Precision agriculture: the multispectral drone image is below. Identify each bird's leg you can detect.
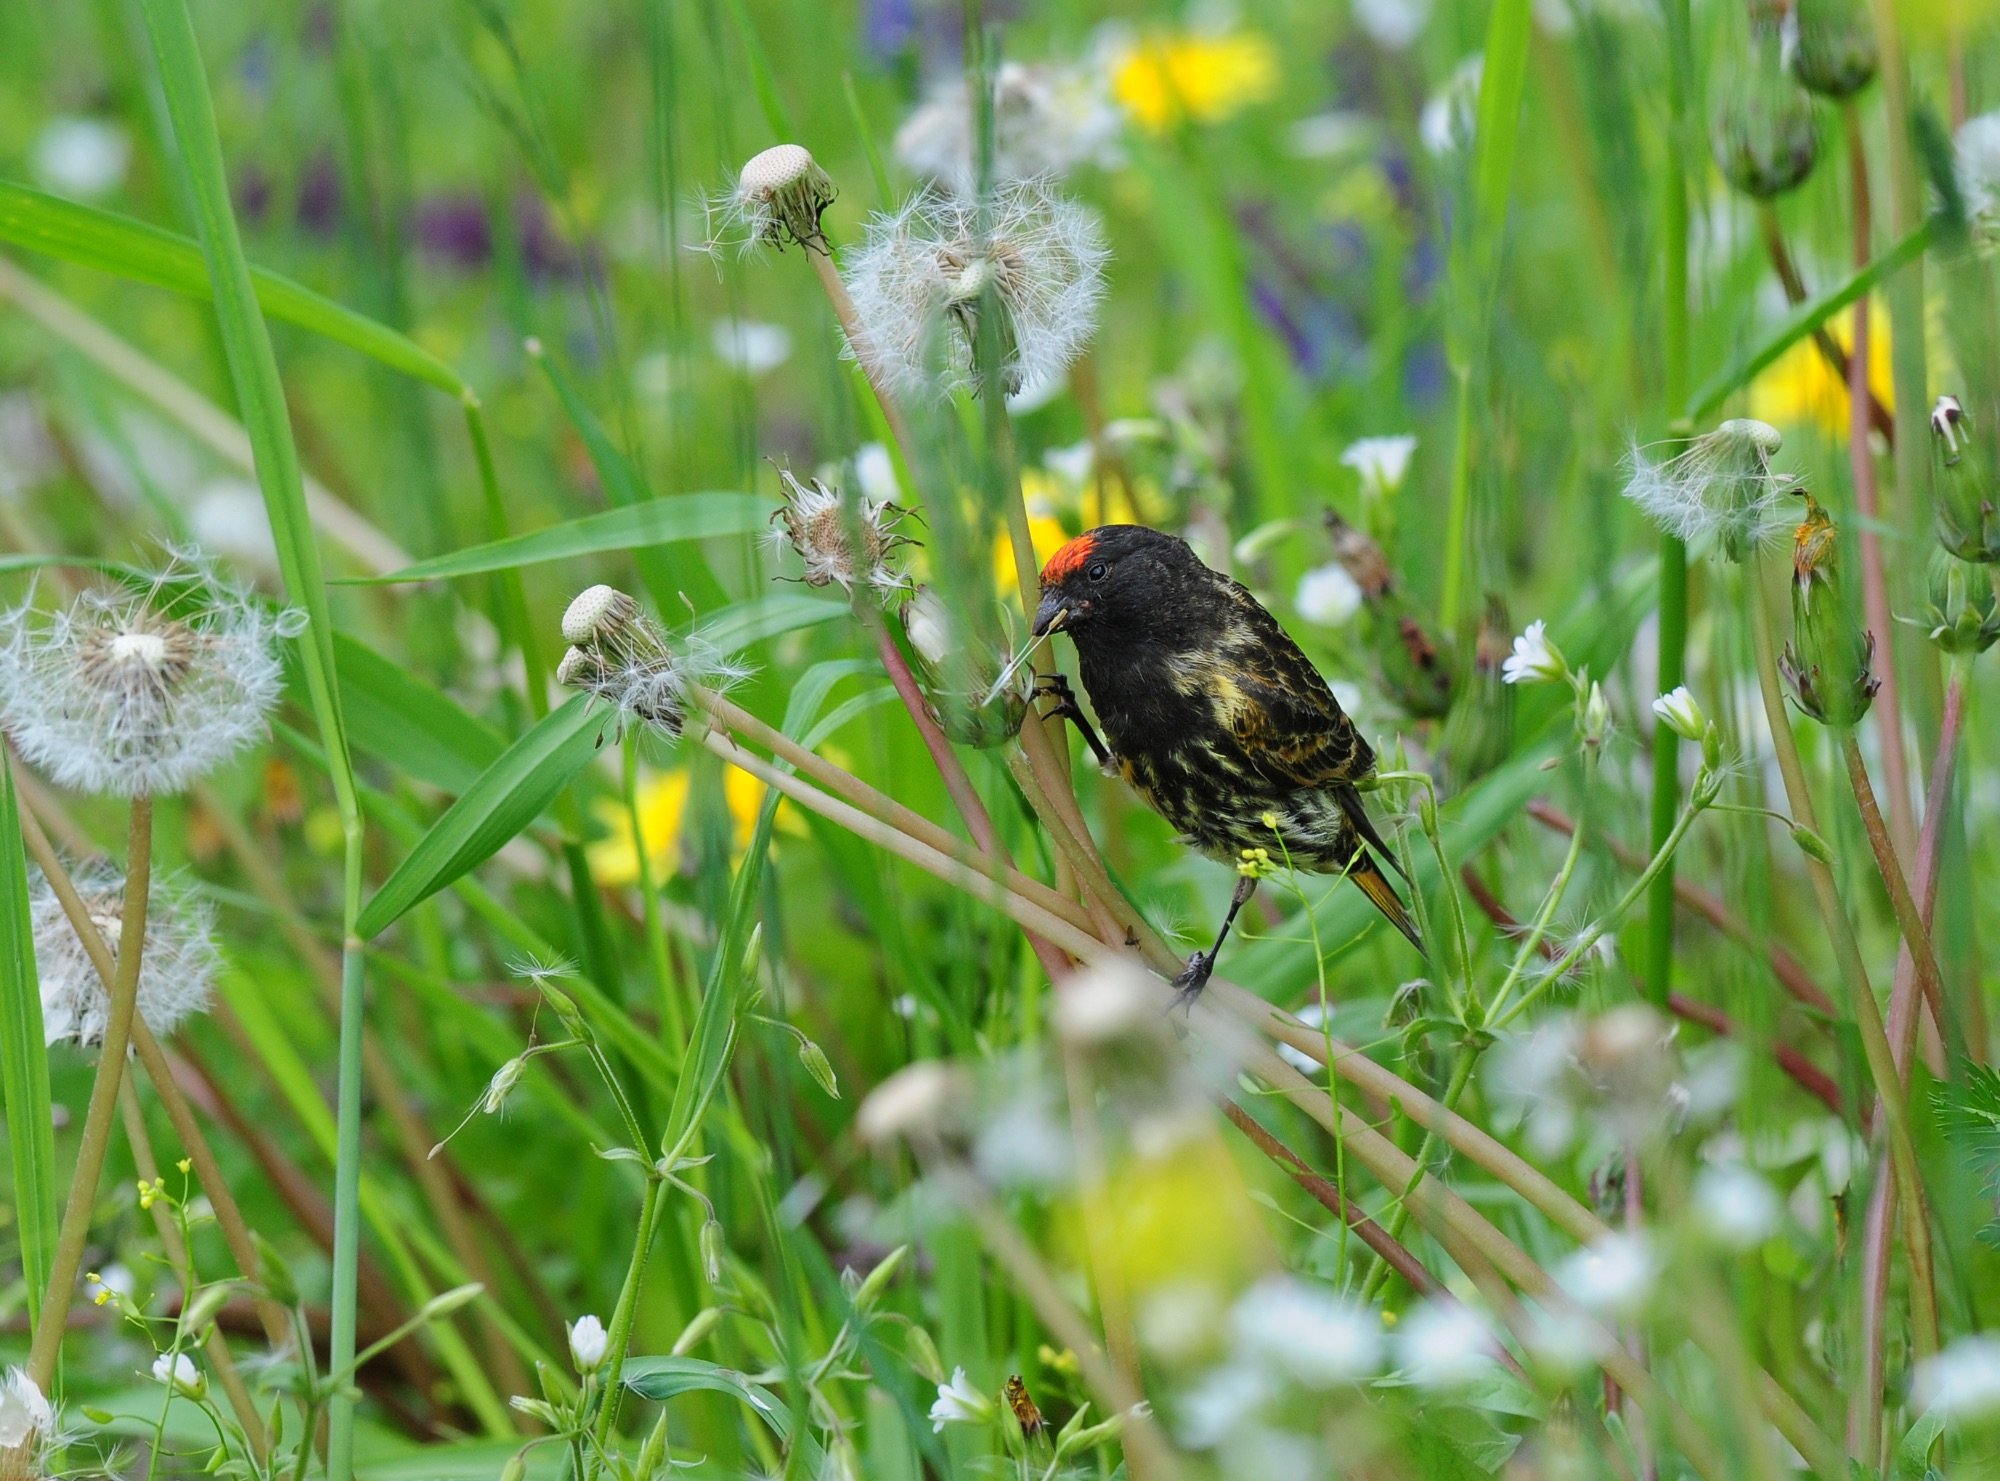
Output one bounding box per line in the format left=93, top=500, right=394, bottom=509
left=1171, top=873, right=1258, bottom=1011
left=1033, top=672, right=1112, bottom=767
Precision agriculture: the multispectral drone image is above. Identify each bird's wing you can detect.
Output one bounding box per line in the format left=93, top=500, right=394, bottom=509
left=1206, top=599, right=1373, bottom=791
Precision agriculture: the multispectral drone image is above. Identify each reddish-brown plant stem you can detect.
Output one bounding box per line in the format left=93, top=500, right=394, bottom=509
left=1841, top=735, right=1950, bottom=1064
left=1843, top=106, right=1918, bottom=866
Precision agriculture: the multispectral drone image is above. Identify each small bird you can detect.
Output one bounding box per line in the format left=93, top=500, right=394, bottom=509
left=1032, top=525, right=1421, bottom=1003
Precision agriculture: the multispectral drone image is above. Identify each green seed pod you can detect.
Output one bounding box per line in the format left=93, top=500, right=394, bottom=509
left=1779, top=493, right=1880, bottom=727
left=900, top=586, right=1029, bottom=748
left=1441, top=594, right=1517, bottom=787
left=1930, top=395, right=2000, bottom=562
left=1791, top=0, right=1877, bottom=99
left=1713, top=35, right=1820, bottom=200
left=1916, top=547, right=2000, bottom=654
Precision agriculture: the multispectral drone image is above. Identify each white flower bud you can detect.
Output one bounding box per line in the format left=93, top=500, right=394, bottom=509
left=567, top=1313, right=608, bottom=1373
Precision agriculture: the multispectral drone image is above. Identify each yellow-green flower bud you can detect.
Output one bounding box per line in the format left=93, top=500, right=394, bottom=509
left=1713, top=35, right=1820, bottom=200
left=1780, top=493, right=1879, bottom=727
left=1791, top=0, right=1877, bottom=99
left=1930, top=395, right=2000, bottom=562
left=1917, top=548, right=2000, bottom=655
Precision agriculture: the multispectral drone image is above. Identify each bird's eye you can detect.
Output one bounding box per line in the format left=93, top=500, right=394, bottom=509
left=1086, top=560, right=1108, bottom=581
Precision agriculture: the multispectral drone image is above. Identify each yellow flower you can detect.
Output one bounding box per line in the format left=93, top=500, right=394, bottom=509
left=1749, top=303, right=1892, bottom=434
left=1113, top=31, right=1279, bottom=132
left=994, top=468, right=1081, bottom=596
left=588, top=766, right=769, bottom=886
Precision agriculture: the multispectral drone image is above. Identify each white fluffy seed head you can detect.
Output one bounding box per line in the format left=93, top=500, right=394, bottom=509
left=1623, top=419, right=1796, bottom=562
left=894, top=61, right=1122, bottom=188
left=0, top=555, right=292, bottom=798
left=1957, top=111, right=2000, bottom=236
left=730, top=145, right=837, bottom=251
left=561, top=585, right=640, bottom=646
left=33, top=864, right=218, bottom=1047
left=842, top=181, right=1109, bottom=401
left=769, top=471, right=909, bottom=594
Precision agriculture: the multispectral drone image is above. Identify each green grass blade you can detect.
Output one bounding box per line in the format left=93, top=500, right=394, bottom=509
left=346, top=493, right=769, bottom=584
left=356, top=696, right=615, bottom=938
left=0, top=179, right=466, bottom=396
left=0, top=760, right=56, bottom=1330
left=718, top=0, right=795, bottom=139
left=1687, top=217, right=1936, bottom=425
left=698, top=592, right=846, bottom=652
left=326, top=632, right=507, bottom=795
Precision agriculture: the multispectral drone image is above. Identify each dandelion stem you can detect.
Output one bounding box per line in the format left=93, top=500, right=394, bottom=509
left=806, top=247, right=915, bottom=457
left=13, top=789, right=292, bottom=1351
left=1746, top=553, right=1937, bottom=1459
left=117, top=1076, right=269, bottom=1460
left=26, top=794, right=153, bottom=1390
left=621, top=738, right=686, bottom=1050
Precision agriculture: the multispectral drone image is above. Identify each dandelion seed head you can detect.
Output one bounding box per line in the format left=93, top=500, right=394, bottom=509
left=769, top=470, right=910, bottom=594
left=33, top=864, right=218, bottom=1048
left=895, top=61, right=1121, bottom=188
left=1622, top=419, right=1795, bottom=561
left=0, top=556, right=291, bottom=797
left=843, top=181, right=1108, bottom=401
left=0, top=1368, right=52, bottom=1455
left=556, top=587, right=749, bottom=740
left=730, top=144, right=836, bottom=252
left=561, top=584, right=640, bottom=646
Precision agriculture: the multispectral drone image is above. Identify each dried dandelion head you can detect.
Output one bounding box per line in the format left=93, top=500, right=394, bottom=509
left=842, top=180, right=1109, bottom=400
left=555, top=586, right=747, bottom=739
left=0, top=555, right=296, bottom=797
left=727, top=144, right=837, bottom=253
left=899, top=585, right=1029, bottom=749
left=32, top=864, right=218, bottom=1047
left=893, top=61, right=1121, bottom=188
left=1623, top=418, right=1794, bottom=562
left=768, top=470, right=911, bottom=595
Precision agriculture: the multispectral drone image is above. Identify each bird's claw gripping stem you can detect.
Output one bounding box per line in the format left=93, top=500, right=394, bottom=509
left=1033, top=672, right=1112, bottom=767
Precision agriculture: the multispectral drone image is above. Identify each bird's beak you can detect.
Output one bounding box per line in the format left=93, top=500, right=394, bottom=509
left=1032, top=593, right=1070, bottom=639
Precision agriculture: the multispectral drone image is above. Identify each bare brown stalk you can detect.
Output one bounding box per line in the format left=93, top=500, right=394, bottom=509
left=1840, top=733, right=1950, bottom=1061
left=1756, top=205, right=1894, bottom=445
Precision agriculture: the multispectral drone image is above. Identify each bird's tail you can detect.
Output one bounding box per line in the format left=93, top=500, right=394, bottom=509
left=1335, top=783, right=1412, bottom=884
left=1348, top=851, right=1424, bottom=955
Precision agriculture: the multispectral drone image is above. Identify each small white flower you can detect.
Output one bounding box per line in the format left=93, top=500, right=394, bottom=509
left=1397, top=1300, right=1498, bottom=1388
left=1420, top=55, right=1484, bottom=156
left=895, top=60, right=1122, bottom=188
left=568, top=1313, right=608, bottom=1373
left=1175, top=1361, right=1274, bottom=1446
left=31, top=116, right=132, bottom=200
left=928, top=1366, right=992, bottom=1431
left=973, top=1086, right=1074, bottom=1190
left=1500, top=619, right=1566, bottom=685
left=1651, top=685, right=1708, bottom=742
left=1957, top=111, right=2000, bottom=236
left=843, top=181, right=1109, bottom=401
left=1352, top=0, right=1434, bottom=49
left=1340, top=434, right=1419, bottom=497
left=1913, top=1335, right=2000, bottom=1420
left=0, top=1368, right=52, bottom=1451
left=1294, top=563, right=1364, bottom=627
left=151, top=1350, right=206, bottom=1400
left=856, top=1060, right=962, bottom=1145
left=709, top=318, right=793, bottom=376
left=34, top=864, right=218, bottom=1047
left=0, top=555, right=295, bottom=798
left=1229, top=1277, right=1382, bottom=1386
left=1054, top=958, right=1157, bottom=1043
left=1554, top=1232, right=1658, bottom=1317
left=1275, top=1000, right=1330, bottom=1075
left=852, top=443, right=901, bottom=505
left=188, top=479, right=281, bottom=576
left=1692, top=1164, right=1781, bottom=1249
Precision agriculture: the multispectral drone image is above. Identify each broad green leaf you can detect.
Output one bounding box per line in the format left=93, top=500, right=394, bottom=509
left=0, top=760, right=56, bottom=1328
left=0, top=179, right=465, bottom=395
left=348, top=493, right=769, bottom=584
left=329, top=632, right=506, bottom=795
left=357, top=696, right=614, bottom=938
left=700, top=592, right=847, bottom=654
left=621, top=1356, right=825, bottom=1468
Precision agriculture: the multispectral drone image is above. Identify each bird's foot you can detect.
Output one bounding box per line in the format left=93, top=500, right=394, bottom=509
left=1169, top=950, right=1216, bottom=1014
left=1033, top=673, right=1112, bottom=767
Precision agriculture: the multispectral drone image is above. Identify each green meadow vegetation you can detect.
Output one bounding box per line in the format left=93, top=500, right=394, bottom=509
left=3, top=0, right=2000, bottom=1476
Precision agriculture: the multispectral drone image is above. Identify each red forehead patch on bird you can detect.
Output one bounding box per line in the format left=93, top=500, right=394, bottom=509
left=1040, top=533, right=1097, bottom=586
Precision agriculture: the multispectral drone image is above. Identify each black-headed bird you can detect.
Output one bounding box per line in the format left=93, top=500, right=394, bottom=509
left=1032, top=524, right=1421, bottom=1003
